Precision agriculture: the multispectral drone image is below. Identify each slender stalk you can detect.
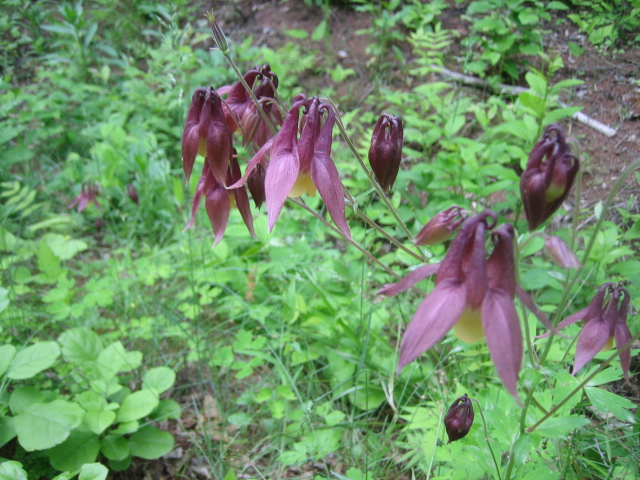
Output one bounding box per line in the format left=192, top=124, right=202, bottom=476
left=288, top=198, right=424, bottom=295
left=505, top=159, right=640, bottom=478
left=324, top=98, right=426, bottom=261
left=528, top=331, right=640, bottom=433
left=472, top=399, right=502, bottom=480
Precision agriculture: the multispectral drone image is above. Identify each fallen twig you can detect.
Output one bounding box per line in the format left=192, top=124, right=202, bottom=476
left=430, top=65, right=617, bottom=138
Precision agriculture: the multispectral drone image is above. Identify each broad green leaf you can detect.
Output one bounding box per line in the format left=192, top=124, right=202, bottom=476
left=43, top=233, right=88, bottom=261
left=0, top=416, right=16, bottom=448
left=534, top=415, right=590, bottom=438
left=96, top=342, right=128, bottom=380
left=128, top=426, right=174, bottom=460
left=14, top=399, right=84, bottom=451
left=101, top=435, right=130, bottom=461
left=37, top=242, right=62, bottom=282
left=142, top=366, right=175, bottom=394
left=75, top=391, right=107, bottom=411
left=49, top=429, right=100, bottom=472
left=83, top=409, right=116, bottom=435
left=9, top=386, right=45, bottom=414
left=0, top=345, right=16, bottom=377
left=116, top=389, right=159, bottom=423
left=109, top=421, right=138, bottom=435
left=7, top=341, right=60, bottom=380
left=78, top=463, right=108, bottom=480
left=108, top=456, right=131, bottom=472
left=149, top=399, right=181, bottom=421
left=59, top=327, right=103, bottom=364
left=0, top=461, right=28, bottom=480
left=585, top=387, right=636, bottom=423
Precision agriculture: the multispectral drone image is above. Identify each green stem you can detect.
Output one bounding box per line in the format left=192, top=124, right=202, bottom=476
left=289, top=198, right=424, bottom=295
left=324, top=98, right=427, bottom=262
left=528, top=331, right=640, bottom=433
left=472, top=399, right=502, bottom=480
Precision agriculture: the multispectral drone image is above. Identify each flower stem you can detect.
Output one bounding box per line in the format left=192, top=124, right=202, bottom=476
left=472, top=399, right=502, bottom=480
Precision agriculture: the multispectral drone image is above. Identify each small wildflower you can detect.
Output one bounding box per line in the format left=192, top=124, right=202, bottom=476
left=445, top=394, right=474, bottom=443
left=68, top=183, right=102, bottom=212
left=368, top=113, right=403, bottom=192
left=378, top=212, right=526, bottom=401
left=126, top=184, right=139, bottom=205
left=414, top=206, right=466, bottom=246
left=230, top=94, right=350, bottom=238
left=520, top=124, right=579, bottom=231
left=540, top=283, right=634, bottom=383
left=181, top=86, right=232, bottom=185
left=544, top=235, right=582, bottom=269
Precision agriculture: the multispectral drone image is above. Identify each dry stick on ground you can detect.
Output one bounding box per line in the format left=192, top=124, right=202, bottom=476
left=430, top=65, right=618, bottom=138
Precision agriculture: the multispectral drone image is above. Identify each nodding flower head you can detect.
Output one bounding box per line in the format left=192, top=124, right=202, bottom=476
left=520, top=124, right=579, bottom=231
left=445, top=394, right=474, bottom=443
left=229, top=94, right=351, bottom=239
left=368, top=113, right=403, bottom=193
left=378, top=212, right=526, bottom=401
left=544, top=235, right=582, bottom=269
left=182, top=86, right=232, bottom=186
left=218, top=64, right=282, bottom=147
left=414, top=206, right=467, bottom=246
left=68, top=183, right=102, bottom=213
left=184, top=149, right=255, bottom=247
left=540, top=282, right=634, bottom=384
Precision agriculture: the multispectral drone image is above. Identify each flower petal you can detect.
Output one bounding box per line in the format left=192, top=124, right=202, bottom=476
left=311, top=152, right=351, bottom=239
left=398, top=279, right=466, bottom=371
left=482, top=288, right=523, bottom=403
left=376, top=264, right=440, bottom=297
left=573, top=318, right=611, bottom=375
left=264, top=148, right=300, bottom=232
left=205, top=184, right=230, bottom=247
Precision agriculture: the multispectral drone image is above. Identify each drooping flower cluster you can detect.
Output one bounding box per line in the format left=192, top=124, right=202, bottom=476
left=520, top=124, right=579, bottom=231
left=540, top=282, right=633, bottom=383
left=230, top=94, right=351, bottom=238
left=378, top=211, right=528, bottom=400
left=181, top=66, right=282, bottom=243
left=445, top=394, right=474, bottom=443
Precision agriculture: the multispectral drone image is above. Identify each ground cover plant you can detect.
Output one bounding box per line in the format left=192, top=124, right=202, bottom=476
left=1, top=0, right=639, bottom=479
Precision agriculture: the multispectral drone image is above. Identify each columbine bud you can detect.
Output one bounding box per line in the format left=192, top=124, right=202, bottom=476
left=520, top=124, right=579, bottom=231
left=206, top=12, right=229, bottom=54
left=126, top=184, right=139, bottom=205
left=544, top=235, right=582, bottom=269
left=445, top=394, right=474, bottom=444
left=368, top=113, right=403, bottom=193
left=414, top=206, right=466, bottom=246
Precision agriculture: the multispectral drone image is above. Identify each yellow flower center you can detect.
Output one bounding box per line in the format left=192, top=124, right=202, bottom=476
left=198, top=139, right=206, bottom=157
left=545, top=183, right=564, bottom=202
left=453, top=308, right=485, bottom=343
left=289, top=173, right=317, bottom=198
left=600, top=336, right=614, bottom=352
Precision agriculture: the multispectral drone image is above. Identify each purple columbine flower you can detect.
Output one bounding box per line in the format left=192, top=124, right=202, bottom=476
left=378, top=212, right=532, bottom=401
left=184, top=150, right=255, bottom=246
left=217, top=64, right=283, bottom=147
left=539, top=283, right=634, bottom=384
left=520, top=124, right=579, bottom=231
left=229, top=94, right=351, bottom=239
left=368, top=113, right=403, bottom=193
left=544, top=235, right=582, bottom=269
left=181, top=86, right=232, bottom=186
left=68, top=183, right=102, bottom=212
left=414, top=206, right=467, bottom=246
left=445, top=394, right=474, bottom=443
